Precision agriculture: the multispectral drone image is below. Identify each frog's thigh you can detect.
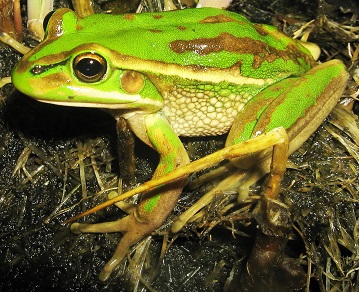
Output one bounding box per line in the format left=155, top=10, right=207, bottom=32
left=225, top=78, right=292, bottom=149
left=224, top=78, right=290, bottom=173
left=227, top=60, right=348, bottom=154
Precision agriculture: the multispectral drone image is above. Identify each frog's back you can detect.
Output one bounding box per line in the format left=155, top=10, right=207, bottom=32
left=76, top=8, right=313, bottom=81
left=16, top=8, right=315, bottom=138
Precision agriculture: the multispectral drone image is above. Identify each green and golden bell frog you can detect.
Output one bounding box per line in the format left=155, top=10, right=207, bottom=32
left=11, top=8, right=349, bottom=281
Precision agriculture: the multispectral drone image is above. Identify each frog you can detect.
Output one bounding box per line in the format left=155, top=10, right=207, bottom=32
left=11, top=7, right=349, bottom=281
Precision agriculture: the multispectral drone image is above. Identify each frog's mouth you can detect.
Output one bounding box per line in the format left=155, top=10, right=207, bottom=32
left=34, top=94, right=163, bottom=112
left=37, top=99, right=137, bottom=109
left=36, top=98, right=141, bottom=109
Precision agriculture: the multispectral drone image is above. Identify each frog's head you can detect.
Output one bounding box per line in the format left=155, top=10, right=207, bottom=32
left=12, top=9, right=163, bottom=113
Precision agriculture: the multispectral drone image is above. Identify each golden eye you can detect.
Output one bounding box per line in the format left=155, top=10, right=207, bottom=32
left=73, top=53, right=107, bottom=82
left=121, top=70, right=144, bottom=93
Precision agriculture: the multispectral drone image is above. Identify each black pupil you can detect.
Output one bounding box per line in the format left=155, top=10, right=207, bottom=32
left=76, top=58, right=102, bottom=77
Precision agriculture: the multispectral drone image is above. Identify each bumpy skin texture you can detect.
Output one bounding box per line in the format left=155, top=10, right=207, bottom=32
left=12, top=8, right=348, bottom=281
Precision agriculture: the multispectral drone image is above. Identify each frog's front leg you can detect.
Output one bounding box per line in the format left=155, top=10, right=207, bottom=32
left=71, top=112, right=190, bottom=281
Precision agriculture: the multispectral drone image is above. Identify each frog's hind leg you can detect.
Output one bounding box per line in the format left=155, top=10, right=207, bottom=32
left=172, top=60, right=349, bottom=233
left=224, top=60, right=349, bottom=198
left=236, top=60, right=349, bottom=290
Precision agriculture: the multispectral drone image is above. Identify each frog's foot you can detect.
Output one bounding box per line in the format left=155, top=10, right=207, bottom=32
left=70, top=209, right=161, bottom=281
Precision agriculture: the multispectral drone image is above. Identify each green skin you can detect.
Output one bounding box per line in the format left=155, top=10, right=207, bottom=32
left=11, top=8, right=349, bottom=281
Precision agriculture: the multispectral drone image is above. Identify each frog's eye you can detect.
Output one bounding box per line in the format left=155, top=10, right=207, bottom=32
left=73, top=53, right=107, bottom=83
